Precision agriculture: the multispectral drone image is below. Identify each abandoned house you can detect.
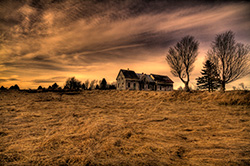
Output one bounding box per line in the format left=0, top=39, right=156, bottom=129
left=116, top=69, right=174, bottom=91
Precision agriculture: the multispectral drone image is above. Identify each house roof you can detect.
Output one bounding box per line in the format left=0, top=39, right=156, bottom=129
left=150, top=74, right=174, bottom=84
left=146, top=75, right=155, bottom=82
left=117, top=69, right=139, bottom=80
left=136, top=73, right=143, bottom=79
left=137, top=73, right=154, bottom=83
left=116, top=69, right=174, bottom=84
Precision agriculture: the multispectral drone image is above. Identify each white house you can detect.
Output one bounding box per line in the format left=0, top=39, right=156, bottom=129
left=116, top=69, right=174, bottom=91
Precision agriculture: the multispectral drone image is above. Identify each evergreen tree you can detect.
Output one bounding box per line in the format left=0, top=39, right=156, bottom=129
left=81, top=83, right=85, bottom=90
left=196, top=60, right=220, bottom=92
left=9, top=84, right=20, bottom=90
left=52, top=83, right=59, bottom=90
left=100, top=78, right=107, bottom=90
left=0, top=86, right=7, bottom=90
left=37, top=85, right=43, bottom=90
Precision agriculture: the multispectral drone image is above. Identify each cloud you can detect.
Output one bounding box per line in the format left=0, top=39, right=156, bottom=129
left=8, top=78, right=19, bottom=81
left=0, top=79, right=7, bottom=82
left=33, top=76, right=67, bottom=84
left=32, top=79, right=56, bottom=83
left=0, top=0, right=250, bottom=88
left=51, top=76, right=67, bottom=80
left=2, top=62, right=66, bottom=71
left=0, top=78, right=19, bottom=82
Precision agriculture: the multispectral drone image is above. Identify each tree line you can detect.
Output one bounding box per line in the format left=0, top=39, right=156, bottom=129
left=62, top=77, right=115, bottom=90
left=166, top=30, right=250, bottom=92
left=0, top=78, right=116, bottom=91
left=42, top=77, right=116, bottom=91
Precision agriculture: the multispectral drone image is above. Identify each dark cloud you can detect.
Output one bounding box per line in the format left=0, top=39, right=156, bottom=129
left=2, top=62, right=66, bottom=71
left=31, top=55, right=55, bottom=63
left=0, top=79, right=7, bottom=82
left=51, top=76, right=67, bottom=80
left=8, top=78, right=19, bottom=81
left=0, top=78, right=19, bottom=82
left=32, top=79, right=55, bottom=83
left=32, top=76, right=67, bottom=83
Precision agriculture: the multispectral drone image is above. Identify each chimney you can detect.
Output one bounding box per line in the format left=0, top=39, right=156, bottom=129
left=127, top=68, right=129, bottom=70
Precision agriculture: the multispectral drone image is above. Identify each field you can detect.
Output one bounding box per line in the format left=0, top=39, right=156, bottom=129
left=0, top=90, right=250, bottom=165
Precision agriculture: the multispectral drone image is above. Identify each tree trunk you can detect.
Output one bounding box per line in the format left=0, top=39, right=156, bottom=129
left=221, top=60, right=226, bottom=92
left=184, top=82, right=190, bottom=92
left=220, top=81, right=225, bottom=92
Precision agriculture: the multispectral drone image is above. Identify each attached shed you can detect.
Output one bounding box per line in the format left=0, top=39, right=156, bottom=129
left=150, top=74, right=174, bottom=91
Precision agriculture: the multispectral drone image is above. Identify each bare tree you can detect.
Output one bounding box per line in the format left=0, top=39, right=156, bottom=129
left=207, top=31, right=250, bottom=92
left=85, top=80, right=89, bottom=90
left=64, top=77, right=81, bottom=90
left=239, top=83, right=247, bottom=90
left=177, top=86, right=183, bottom=91
left=166, top=35, right=199, bottom=91
left=90, top=80, right=97, bottom=90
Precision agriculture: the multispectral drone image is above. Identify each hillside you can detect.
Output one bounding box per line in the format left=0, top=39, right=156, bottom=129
left=0, top=90, right=249, bottom=165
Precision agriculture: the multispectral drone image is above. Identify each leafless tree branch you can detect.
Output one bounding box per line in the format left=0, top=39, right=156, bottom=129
left=166, top=36, right=199, bottom=91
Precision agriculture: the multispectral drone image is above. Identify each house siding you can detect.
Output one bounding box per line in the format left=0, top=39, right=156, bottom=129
left=125, top=81, right=139, bottom=90
left=156, top=84, right=173, bottom=91
left=117, top=72, right=127, bottom=90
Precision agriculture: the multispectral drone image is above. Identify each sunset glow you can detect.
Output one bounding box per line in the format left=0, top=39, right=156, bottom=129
left=1, top=0, right=250, bottom=89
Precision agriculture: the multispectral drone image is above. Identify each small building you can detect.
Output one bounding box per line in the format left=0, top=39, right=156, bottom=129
left=116, top=69, right=140, bottom=90
left=116, top=69, right=174, bottom=91
left=150, top=74, right=174, bottom=91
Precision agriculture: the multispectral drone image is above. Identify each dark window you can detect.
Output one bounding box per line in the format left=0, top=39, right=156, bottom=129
left=160, top=86, right=161, bottom=90
left=128, top=82, right=130, bottom=88
left=134, top=83, right=136, bottom=89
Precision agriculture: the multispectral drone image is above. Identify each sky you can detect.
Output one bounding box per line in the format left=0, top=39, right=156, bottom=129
left=0, top=0, right=250, bottom=90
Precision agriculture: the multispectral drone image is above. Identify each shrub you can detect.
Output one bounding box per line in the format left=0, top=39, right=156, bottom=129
left=9, top=84, right=20, bottom=90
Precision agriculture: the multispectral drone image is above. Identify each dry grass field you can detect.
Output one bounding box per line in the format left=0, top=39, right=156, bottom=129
left=0, top=90, right=250, bottom=165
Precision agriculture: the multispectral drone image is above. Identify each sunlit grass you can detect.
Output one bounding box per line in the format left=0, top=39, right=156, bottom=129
left=0, top=90, right=249, bottom=165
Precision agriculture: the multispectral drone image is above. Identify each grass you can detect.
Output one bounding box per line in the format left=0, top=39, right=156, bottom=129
left=0, top=90, right=249, bottom=165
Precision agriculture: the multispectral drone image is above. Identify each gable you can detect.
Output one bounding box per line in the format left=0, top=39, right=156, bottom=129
left=117, top=69, right=139, bottom=80
left=116, top=70, right=124, bottom=80
left=137, top=73, right=154, bottom=83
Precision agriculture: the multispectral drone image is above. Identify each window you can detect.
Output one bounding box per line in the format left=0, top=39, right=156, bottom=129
left=134, top=83, right=136, bottom=89
left=160, top=86, right=161, bottom=90
left=128, top=82, right=130, bottom=88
